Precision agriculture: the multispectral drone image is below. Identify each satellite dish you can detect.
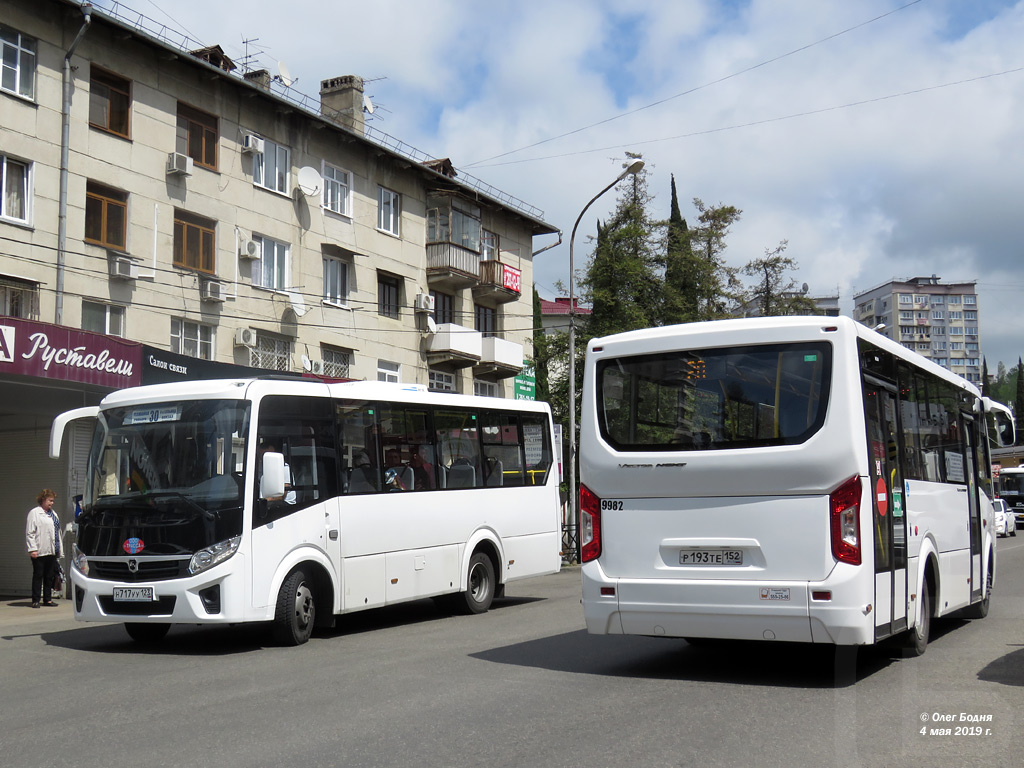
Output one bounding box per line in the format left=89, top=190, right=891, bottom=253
left=286, top=290, right=309, bottom=317
left=300, top=354, right=312, bottom=372
left=426, top=315, right=437, bottom=334
left=801, top=283, right=809, bottom=295
left=275, top=61, right=293, bottom=87
left=296, top=166, right=322, bottom=197
left=362, top=93, right=375, bottom=114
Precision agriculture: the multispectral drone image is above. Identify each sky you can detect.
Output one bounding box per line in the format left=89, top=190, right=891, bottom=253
left=93, top=0, right=1024, bottom=370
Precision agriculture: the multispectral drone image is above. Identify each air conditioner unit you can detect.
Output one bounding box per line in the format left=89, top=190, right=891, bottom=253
left=310, top=359, right=326, bottom=376
left=238, top=237, right=261, bottom=259
left=414, top=293, right=435, bottom=312
left=200, top=280, right=226, bottom=303
left=166, top=152, right=194, bottom=176
left=241, top=134, right=264, bottom=154
left=108, top=255, right=137, bottom=280
left=234, top=327, right=257, bottom=348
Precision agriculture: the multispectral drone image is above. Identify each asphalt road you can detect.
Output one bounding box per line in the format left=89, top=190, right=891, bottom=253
left=2, top=538, right=1022, bottom=768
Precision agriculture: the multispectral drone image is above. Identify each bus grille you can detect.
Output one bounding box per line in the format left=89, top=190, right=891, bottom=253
left=91, top=559, right=189, bottom=582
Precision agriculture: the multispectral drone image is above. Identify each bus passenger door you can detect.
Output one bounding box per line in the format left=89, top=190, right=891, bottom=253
left=864, top=382, right=908, bottom=639
left=961, top=414, right=983, bottom=602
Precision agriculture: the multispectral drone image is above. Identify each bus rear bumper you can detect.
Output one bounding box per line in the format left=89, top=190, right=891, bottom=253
left=582, top=561, right=874, bottom=645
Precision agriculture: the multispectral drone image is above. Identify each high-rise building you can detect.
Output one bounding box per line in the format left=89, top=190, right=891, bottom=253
left=853, top=276, right=981, bottom=383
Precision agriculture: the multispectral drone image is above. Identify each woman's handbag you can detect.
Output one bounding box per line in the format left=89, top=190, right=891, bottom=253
left=52, top=561, right=65, bottom=594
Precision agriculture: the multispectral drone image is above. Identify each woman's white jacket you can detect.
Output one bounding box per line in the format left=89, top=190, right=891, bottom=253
left=25, top=506, right=60, bottom=556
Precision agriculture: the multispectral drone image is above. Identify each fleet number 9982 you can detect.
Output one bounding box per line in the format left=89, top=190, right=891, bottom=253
left=601, top=500, right=624, bottom=511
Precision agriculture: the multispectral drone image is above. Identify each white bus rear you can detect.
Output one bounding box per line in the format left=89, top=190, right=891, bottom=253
left=579, top=316, right=1009, bottom=654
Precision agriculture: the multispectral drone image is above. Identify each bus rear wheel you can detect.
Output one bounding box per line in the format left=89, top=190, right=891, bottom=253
left=274, top=567, right=315, bottom=646
left=903, top=582, right=931, bottom=657
left=458, top=552, right=495, bottom=615
left=125, top=622, right=170, bottom=644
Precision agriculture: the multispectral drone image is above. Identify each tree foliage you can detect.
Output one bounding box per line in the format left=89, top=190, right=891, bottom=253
left=740, top=241, right=819, bottom=317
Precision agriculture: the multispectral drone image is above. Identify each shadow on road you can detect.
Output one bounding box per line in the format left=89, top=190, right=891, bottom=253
left=977, top=645, right=1024, bottom=686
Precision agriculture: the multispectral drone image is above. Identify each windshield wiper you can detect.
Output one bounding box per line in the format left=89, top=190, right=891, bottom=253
left=140, top=491, right=219, bottom=521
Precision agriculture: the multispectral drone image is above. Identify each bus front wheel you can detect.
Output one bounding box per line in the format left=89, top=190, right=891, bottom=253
left=459, top=552, right=495, bottom=615
left=274, top=567, right=315, bottom=646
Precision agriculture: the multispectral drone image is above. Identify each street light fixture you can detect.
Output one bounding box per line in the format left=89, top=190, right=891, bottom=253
left=566, top=159, right=644, bottom=560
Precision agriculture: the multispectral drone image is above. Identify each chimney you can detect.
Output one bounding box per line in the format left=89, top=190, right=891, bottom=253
left=244, top=69, right=272, bottom=91
left=320, top=76, right=365, bottom=135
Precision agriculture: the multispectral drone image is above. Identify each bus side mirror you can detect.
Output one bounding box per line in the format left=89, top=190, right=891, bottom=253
left=260, top=452, right=286, bottom=499
left=983, top=399, right=1015, bottom=448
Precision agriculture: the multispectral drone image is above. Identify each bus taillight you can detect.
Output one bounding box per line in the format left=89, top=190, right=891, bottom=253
left=580, top=484, right=602, bottom=563
left=830, top=476, right=862, bottom=566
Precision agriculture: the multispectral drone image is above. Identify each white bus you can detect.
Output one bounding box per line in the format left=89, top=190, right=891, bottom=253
left=50, top=378, right=560, bottom=645
left=579, top=316, right=1013, bottom=655
left=995, top=466, right=1024, bottom=528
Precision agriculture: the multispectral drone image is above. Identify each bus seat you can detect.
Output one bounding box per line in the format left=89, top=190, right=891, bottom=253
left=447, top=463, right=476, bottom=489
left=485, top=459, right=504, bottom=486
left=348, top=465, right=378, bottom=493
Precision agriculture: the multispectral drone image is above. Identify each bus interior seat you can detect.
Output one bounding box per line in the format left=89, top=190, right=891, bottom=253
left=485, top=459, right=503, bottom=486
left=348, top=465, right=378, bottom=493
left=447, top=463, right=476, bottom=489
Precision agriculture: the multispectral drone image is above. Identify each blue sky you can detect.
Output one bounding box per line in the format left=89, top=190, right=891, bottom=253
left=95, top=0, right=1024, bottom=370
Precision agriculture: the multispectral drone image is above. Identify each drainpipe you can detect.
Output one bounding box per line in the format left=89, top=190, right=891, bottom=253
left=56, top=3, right=92, bottom=326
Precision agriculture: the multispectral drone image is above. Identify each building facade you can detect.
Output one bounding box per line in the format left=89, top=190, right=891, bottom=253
left=853, top=276, right=982, bottom=383
left=0, top=0, right=556, bottom=595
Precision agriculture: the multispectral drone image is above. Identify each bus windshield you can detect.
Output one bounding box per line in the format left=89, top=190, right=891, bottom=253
left=596, top=341, right=832, bottom=451
left=998, top=471, right=1024, bottom=496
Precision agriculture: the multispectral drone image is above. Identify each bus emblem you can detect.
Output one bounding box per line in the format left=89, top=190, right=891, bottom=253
left=123, top=538, right=145, bottom=555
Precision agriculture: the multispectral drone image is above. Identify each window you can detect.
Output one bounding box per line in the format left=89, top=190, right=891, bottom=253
left=933, top=341, right=946, bottom=350
left=429, top=370, right=455, bottom=392
left=948, top=296, right=961, bottom=304
left=964, top=311, right=977, bottom=321
left=377, top=186, right=400, bottom=235
left=378, top=360, right=400, bottom=383
left=426, top=195, right=480, bottom=251
left=0, top=275, right=38, bottom=318
left=431, top=290, right=454, bottom=325
left=474, top=380, right=498, bottom=398
left=322, top=164, right=351, bottom=216
left=89, top=68, right=131, bottom=138
left=932, top=326, right=945, bottom=336
left=85, top=182, right=127, bottom=249
left=82, top=301, right=125, bottom=337
left=950, top=342, right=964, bottom=350
left=1, top=154, right=29, bottom=223
left=171, top=318, right=213, bottom=359
left=378, top=273, right=401, bottom=319
left=253, top=235, right=289, bottom=290
left=481, top=230, right=499, bottom=261
left=965, top=326, right=978, bottom=336
left=948, top=311, right=962, bottom=320
left=173, top=211, right=216, bottom=274
left=322, top=254, right=349, bottom=306
left=931, top=295, right=944, bottom=305
left=475, top=304, right=496, bottom=338
left=176, top=103, right=217, bottom=169
left=950, top=327, right=964, bottom=336
left=964, top=295, right=976, bottom=305
left=914, top=295, right=926, bottom=305
left=252, top=332, right=290, bottom=371
left=931, top=311, right=944, bottom=320
left=899, top=312, right=913, bottom=321
left=254, top=138, right=290, bottom=194
left=898, top=294, right=912, bottom=304
left=1, top=25, right=36, bottom=99
left=322, top=347, right=351, bottom=379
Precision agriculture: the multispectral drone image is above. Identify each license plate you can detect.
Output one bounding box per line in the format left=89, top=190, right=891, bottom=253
left=679, top=548, right=743, bottom=566
left=112, top=586, right=155, bottom=602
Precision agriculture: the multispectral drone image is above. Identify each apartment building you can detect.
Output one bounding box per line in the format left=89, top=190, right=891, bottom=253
left=0, top=0, right=557, bottom=595
left=853, top=276, right=982, bottom=383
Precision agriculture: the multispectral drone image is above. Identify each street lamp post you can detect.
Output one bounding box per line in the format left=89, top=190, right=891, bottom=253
left=567, top=160, right=644, bottom=560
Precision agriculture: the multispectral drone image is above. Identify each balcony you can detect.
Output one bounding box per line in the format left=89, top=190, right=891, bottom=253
left=472, top=260, right=521, bottom=305
left=473, top=336, right=524, bottom=379
left=426, top=323, right=482, bottom=369
left=426, top=243, right=479, bottom=291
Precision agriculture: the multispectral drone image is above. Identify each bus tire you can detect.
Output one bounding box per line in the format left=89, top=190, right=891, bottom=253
left=274, top=567, right=315, bottom=646
left=125, top=622, right=170, bottom=644
left=458, top=552, right=495, bottom=615
left=903, top=581, right=931, bottom=657
left=961, top=560, right=992, bottom=620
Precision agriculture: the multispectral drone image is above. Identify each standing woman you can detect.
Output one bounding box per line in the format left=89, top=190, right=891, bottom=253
left=26, top=489, right=61, bottom=609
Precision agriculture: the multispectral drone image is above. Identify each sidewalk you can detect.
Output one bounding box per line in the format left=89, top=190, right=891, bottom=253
left=0, top=594, right=75, bottom=630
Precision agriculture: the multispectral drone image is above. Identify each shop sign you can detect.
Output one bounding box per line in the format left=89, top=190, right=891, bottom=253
left=0, top=318, right=141, bottom=388
left=503, top=264, right=522, bottom=294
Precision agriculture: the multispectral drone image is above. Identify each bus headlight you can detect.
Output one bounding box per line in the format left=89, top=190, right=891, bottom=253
left=72, top=544, right=89, bottom=577
left=189, top=535, right=241, bottom=575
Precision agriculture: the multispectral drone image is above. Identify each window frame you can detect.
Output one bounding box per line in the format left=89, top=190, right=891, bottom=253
left=253, top=235, right=289, bottom=291
left=377, top=186, right=400, bottom=236
left=0, top=153, right=30, bottom=224
left=173, top=210, right=217, bottom=275
left=322, top=163, right=352, bottom=217
left=89, top=67, right=131, bottom=139
left=322, top=254, right=349, bottom=307
left=377, top=360, right=400, bottom=383
left=321, top=347, right=352, bottom=379
left=378, top=273, right=401, bottom=319
left=253, top=138, right=290, bottom=195
left=171, top=318, right=214, bottom=360
left=475, top=304, right=497, bottom=338
left=82, top=300, right=125, bottom=337
left=1, top=25, right=36, bottom=100
left=176, top=103, right=218, bottom=170
left=84, top=182, right=127, bottom=250
left=252, top=332, right=291, bottom=371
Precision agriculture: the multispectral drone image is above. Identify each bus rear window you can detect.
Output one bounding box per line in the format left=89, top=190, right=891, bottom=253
left=597, top=341, right=832, bottom=451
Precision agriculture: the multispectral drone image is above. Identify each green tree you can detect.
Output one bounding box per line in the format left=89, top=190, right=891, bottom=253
left=982, top=358, right=990, bottom=398
left=1016, top=358, right=1024, bottom=445
left=740, top=241, right=818, bottom=316
left=660, top=174, right=696, bottom=325
left=688, top=197, right=743, bottom=320
left=531, top=287, right=550, bottom=405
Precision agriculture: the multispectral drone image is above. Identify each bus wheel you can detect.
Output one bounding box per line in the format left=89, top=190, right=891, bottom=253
left=961, top=562, right=992, bottom=620
left=459, top=552, right=495, bottom=615
left=274, top=567, right=315, bottom=646
left=903, top=583, right=931, bottom=657
left=125, top=622, right=170, bottom=644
